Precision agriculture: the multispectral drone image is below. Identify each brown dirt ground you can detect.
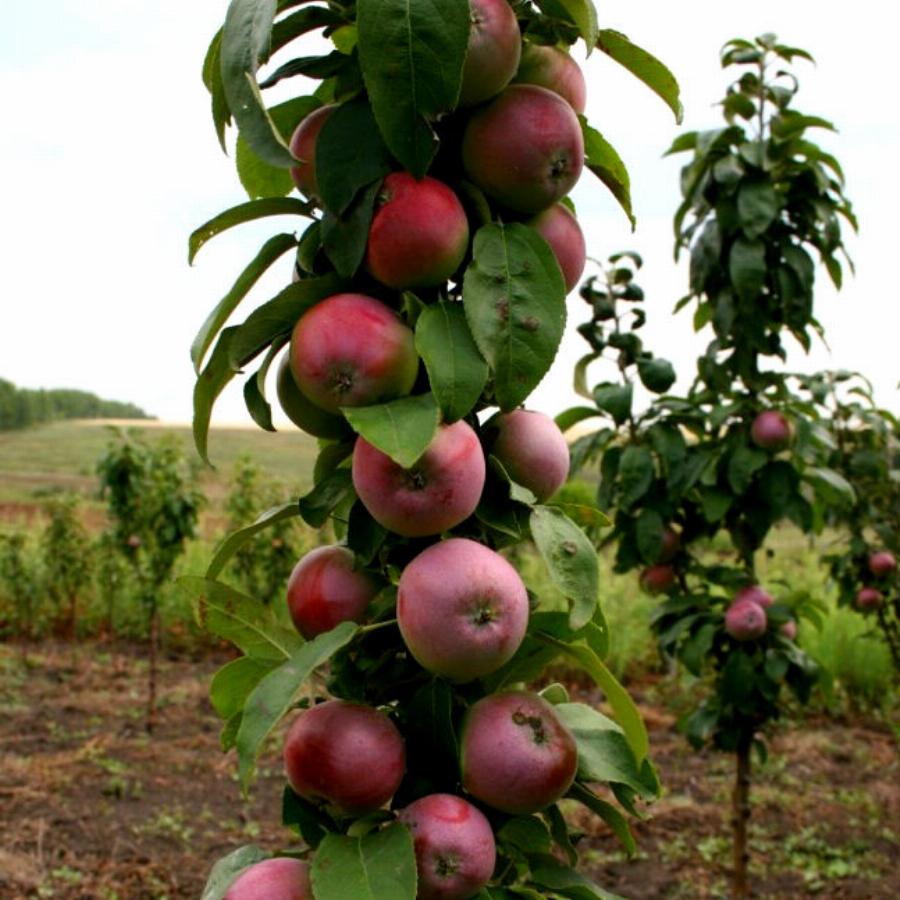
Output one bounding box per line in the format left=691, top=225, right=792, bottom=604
left=0, top=643, right=897, bottom=900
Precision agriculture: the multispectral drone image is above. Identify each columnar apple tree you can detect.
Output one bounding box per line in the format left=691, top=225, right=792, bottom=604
left=560, top=35, right=855, bottom=899
left=182, top=1, right=682, bottom=898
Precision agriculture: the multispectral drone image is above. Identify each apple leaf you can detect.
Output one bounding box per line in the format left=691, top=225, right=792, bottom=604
left=192, top=327, right=240, bottom=466
left=463, top=223, right=566, bottom=411
left=201, top=845, right=270, bottom=900
left=729, top=236, right=767, bottom=301
left=342, top=394, right=440, bottom=469
left=298, top=468, right=355, bottom=527
left=243, top=337, right=285, bottom=431
left=202, top=29, right=232, bottom=152
left=581, top=119, right=635, bottom=229
left=321, top=180, right=381, bottom=277
left=210, top=656, right=278, bottom=720
left=536, top=0, right=598, bottom=54
left=567, top=783, right=636, bottom=856
left=530, top=856, right=627, bottom=899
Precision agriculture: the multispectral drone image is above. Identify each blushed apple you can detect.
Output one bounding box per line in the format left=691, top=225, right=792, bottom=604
left=856, top=586, right=884, bottom=610
left=526, top=203, right=586, bottom=294
left=458, top=0, right=521, bottom=107
left=640, top=564, right=676, bottom=594
left=226, top=858, right=311, bottom=900
left=724, top=599, right=767, bottom=641
left=868, top=551, right=897, bottom=577
left=513, top=43, right=586, bottom=113
left=750, top=410, right=792, bottom=452
left=734, top=584, right=774, bottom=609
left=289, top=104, right=336, bottom=200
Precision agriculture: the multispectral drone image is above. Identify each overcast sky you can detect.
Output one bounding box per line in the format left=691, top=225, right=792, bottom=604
left=2, top=1, right=897, bottom=428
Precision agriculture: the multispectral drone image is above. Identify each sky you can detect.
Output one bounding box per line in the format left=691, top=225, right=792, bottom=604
left=1, top=1, right=897, bottom=428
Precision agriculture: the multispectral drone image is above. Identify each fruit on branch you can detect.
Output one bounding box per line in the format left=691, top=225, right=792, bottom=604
left=276, top=355, right=351, bottom=440
left=352, top=421, right=486, bottom=537
left=458, top=0, right=522, bottom=107
left=286, top=545, right=379, bottom=639
left=283, top=700, right=405, bottom=815
left=868, top=551, right=897, bottom=577
left=366, top=173, right=470, bottom=289
left=640, top=564, right=676, bottom=594
left=526, top=203, right=586, bottom=294
left=225, top=857, right=311, bottom=900
left=461, top=690, right=578, bottom=814
left=856, top=586, right=884, bottom=610
left=724, top=599, right=768, bottom=641
left=750, top=410, right=793, bottom=452
left=462, top=84, right=584, bottom=214
left=780, top=619, right=797, bottom=640
left=288, top=104, right=336, bottom=200
left=484, top=408, right=570, bottom=500
left=397, top=538, right=529, bottom=681
left=734, top=584, right=774, bottom=609
left=398, top=793, right=496, bottom=900
left=658, top=527, right=681, bottom=564
left=513, top=43, right=587, bottom=114
left=290, top=293, right=418, bottom=414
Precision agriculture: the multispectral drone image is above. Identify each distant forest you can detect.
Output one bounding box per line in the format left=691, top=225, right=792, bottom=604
left=0, top=378, right=152, bottom=430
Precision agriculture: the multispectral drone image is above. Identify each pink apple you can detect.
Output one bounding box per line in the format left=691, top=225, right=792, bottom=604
left=526, top=203, right=586, bottom=294
left=868, top=551, right=897, bottom=577
left=856, top=587, right=884, bottom=610
left=458, top=0, right=522, bottom=107
left=640, top=564, right=676, bottom=594
left=352, top=421, right=486, bottom=537
left=288, top=104, right=336, bottom=200
left=397, top=538, right=529, bottom=682
left=724, top=599, right=767, bottom=641
left=513, top=43, right=587, bottom=113
left=276, top=354, right=350, bottom=440
left=750, top=410, right=792, bottom=452
left=226, top=858, right=311, bottom=900
left=780, top=619, right=797, bottom=640
left=734, top=584, right=774, bottom=609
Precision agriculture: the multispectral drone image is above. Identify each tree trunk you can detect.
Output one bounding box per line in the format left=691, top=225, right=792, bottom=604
left=732, top=737, right=752, bottom=899
left=147, top=602, right=159, bottom=734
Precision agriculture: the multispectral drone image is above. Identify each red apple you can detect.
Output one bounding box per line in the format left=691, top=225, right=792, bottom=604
left=290, top=293, right=418, bottom=414
left=352, top=421, right=486, bottom=537
left=750, top=410, right=792, bottom=452
left=283, top=700, right=405, bottom=815
left=640, top=564, right=676, bottom=594
left=462, top=84, right=584, bottom=214
left=276, top=354, right=351, bottom=440
left=366, top=173, right=469, bottom=289
left=734, top=584, right=774, bottom=609
left=856, top=586, right=884, bottom=610
left=398, top=794, right=496, bottom=900
left=658, top=527, right=681, bottom=564
left=868, top=551, right=897, bottom=577
left=226, top=858, right=311, bottom=900
left=288, top=104, right=336, bottom=200
left=780, top=619, right=797, bottom=640
left=286, top=545, right=380, bottom=639
left=724, top=599, right=767, bottom=641
left=461, top=691, right=577, bottom=814
left=485, top=409, right=569, bottom=501
left=458, top=0, right=522, bottom=107
left=513, top=43, right=587, bottom=113
left=397, top=538, right=529, bottom=682
left=526, top=203, right=586, bottom=294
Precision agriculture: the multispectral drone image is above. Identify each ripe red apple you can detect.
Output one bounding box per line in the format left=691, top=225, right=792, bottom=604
left=352, top=421, right=486, bottom=537
left=276, top=354, right=350, bottom=440
left=283, top=700, right=405, bottom=815
left=658, top=527, right=681, bottom=564
left=286, top=545, right=380, bottom=639
left=366, top=173, right=469, bottom=290
left=724, top=599, right=767, bottom=641
left=734, top=584, right=774, bottom=609
left=226, top=858, right=311, bottom=900
left=398, top=794, right=496, bottom=900
left=868, top=551, right=897, bottom=577
left=288, top=104, right=336, bottom=200
left=462, top=84, right=584, bottom=214
left=513, top=43, right=587, bottom=114
left=750, top=410, right=793, bottom=452
left=484, top=408, right=569, bottom=501
left=780, top=619, right=798, bottom=640
left=461, top=691, right=577, bottom=814
left=526, top=203, right=586, bottom=294
left=458, top=0, right=522, bottom=107
left=397, top=538, right=529, bottom=682
left=856, top=586, right=884, bottom=610
left=640, top=564, right=676, bottom=594
left=290, top=293, right=418, bottom=414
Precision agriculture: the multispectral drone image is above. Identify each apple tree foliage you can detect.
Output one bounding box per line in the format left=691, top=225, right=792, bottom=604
left=182, top=1, right=684, bottom=897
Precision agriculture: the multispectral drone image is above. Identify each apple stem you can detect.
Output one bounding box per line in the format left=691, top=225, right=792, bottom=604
left=358, top=619, right=398, bottom=635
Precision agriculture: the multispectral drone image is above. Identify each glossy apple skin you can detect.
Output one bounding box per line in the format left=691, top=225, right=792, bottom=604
left=658, top=527, right=681, bottom=564
left=286, top=545, right=379, bottom=639
left=352, top=421, right=486, bottom=538
left=288, top=104, right=336, bottom=199
left=283, top=700, right=405, bottom=815
left=640, top=564, right=676, bottom=594
left=366, top=173, right=469, bottom=290
left=458, top=0, right=522, bottom=107
left=461, top=691, right=577, bottom=815
left=734, top=584, right=774, bottom=609
left=868, top=551, right=897, bottom=577
left=750, top=410, right=793, bottom=452
left=780, top=619, right=798, bottom=640
left=485, top=409, right=569, bottom=501
left=856, top=587, right=884, bottom=610
left=724, top=599, right=768, bottom=641
left=526, top=204, right=585, bottom=294
left=398, top=794, right=496, bottom=900
left=276, top=355, right=351, bottom=440
left=290, top=293, right=418, bottom=414
left=226, top=858, right=311, bottom=900
left=397, top=538, right=529, bottom=682
left=462, top=84, right=584, bottom=214
left=513, top=43, right=586, bottom=113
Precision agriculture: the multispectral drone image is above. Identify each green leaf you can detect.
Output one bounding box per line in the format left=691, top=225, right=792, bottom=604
left=311, top=822, right=417, bottom=900
left=189, top=197, right=310, bottom=264
left=236, top=622, right=359, bottom=791
left=498, top=817, right=553, bottom=855
left=415, top=302, right=489, bottom=423
left=567, top=783, right=636, bottom=856
left=321, top=180, right=381, bottom=278
left=243, top=338, right=283, bottom=431
left=805, top=467, right=856, bottom=507
left=201, top=846, right=270, bottom=900
left=637, top=357, right=676, bottom=394
left=207, top=500, right=300, bottom=579
left=592, top=383, right=632, bottom=426
left=597, top=29, right=683, bottom=123
left=342, top=394, right=440, bottom=469
left=202, top=29, right=232, bottom=153
left=555, top=406, right=602, bottom=433
left=283, top=786, right=332, bottom=849
left=179, top=576, right=303, bottom=661
left=635, top=509, right=664, bottom=564
left=193, top=327, right=239, bottom=466
left=211, top=656, right=277, bottom=720
left=573, top=352, right=600, bottom=400
left=463, top=223, right=566, bottom=410
left=298, top=468, right=355, bottom=527
left=356, top=0, right=470, bottom=178
left=221, top=0, right=295, bottom=167
left=545, top=0, right=599, bottom=52
left=727, top=445, right=767, bottom=495
left=737, top=177, right=778, bottom=239
left=729, top=237, right=766, bottom=302
left=530, top=856, right=626, bottom=899
left=530, top=506, right=599, bottom=630
left=618, top=446, right=654, bottom=509
left=581, top=119, right=634, bottom=228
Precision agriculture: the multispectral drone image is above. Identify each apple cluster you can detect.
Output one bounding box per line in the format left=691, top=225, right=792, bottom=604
left=854, top=550, right=896, bottom=611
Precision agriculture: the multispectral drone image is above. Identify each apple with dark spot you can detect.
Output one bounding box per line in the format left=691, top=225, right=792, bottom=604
left=226, top=858, right=311, bottom=900
left=458, top=0, right=521, bottom=107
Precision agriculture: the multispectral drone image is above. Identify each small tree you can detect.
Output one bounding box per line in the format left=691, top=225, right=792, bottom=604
left=41, top=494, right=93, bottom=637
left=0, top=530, right=41, bottom=653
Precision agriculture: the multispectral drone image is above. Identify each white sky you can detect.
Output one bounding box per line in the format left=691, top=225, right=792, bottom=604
left=1, top=1, right=897, bottom=427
